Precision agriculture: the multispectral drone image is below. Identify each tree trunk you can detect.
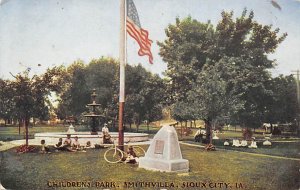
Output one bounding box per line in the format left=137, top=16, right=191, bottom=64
left=147, top=121, right=149, bottom=133
left=25, top=118, right=29, bottom=146
left=270, top=124, right=273, bottom=134
left=112, top=119, right=116, bottom=129
left=210, top=122, right=213, bottom=144
left=194, top=120, right=197, bottom=128
left=205, top=119, right=212, bottom=144
left=180, top=122, right=183, bottom=138
left=136, top=122, right=139, bottom=132
left=297, top=121, right=300, bottom=137
left=18, top=118, right=21, bottom=135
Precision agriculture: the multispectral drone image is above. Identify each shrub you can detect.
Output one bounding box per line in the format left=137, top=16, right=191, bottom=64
left=16, top=145, right=36, bottom=153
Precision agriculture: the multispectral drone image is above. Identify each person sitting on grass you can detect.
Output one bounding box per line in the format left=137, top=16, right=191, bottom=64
left=125, top=146, right=138, bottom=164
left=102, top=123, right=112, bottom=144
left=72, top=136, right=80, bottom=150
left=40, top=139, right=51, bottom=154
left=224, top=139, right=230, bottom=146
left=62, top=134, right=75, bottom=152
left=54, top=138, right=64, bottom=151
left=86, top=141, right=92, bottom=148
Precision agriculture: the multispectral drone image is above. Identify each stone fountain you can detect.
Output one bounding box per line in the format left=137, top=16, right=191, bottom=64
left=33, top=89, right=149, bottom=146
left=84, top=89, right=102, bottom=135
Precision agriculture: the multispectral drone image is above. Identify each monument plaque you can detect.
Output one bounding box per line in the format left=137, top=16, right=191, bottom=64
left=154, top=140, right=165, bottom=154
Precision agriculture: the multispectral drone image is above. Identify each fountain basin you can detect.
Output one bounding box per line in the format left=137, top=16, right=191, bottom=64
left=34, top=132, right=149, bottom=146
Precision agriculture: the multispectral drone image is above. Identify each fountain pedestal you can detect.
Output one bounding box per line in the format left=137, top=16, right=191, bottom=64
left=84, top=89, right=103, bottom=135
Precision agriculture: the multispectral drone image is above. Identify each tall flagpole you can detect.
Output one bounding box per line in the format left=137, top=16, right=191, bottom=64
left=118, top=0, right=126, bottom=151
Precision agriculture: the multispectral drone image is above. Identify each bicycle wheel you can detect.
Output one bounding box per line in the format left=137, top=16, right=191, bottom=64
left=132, top=146, right=145, bottom=157
left=104, top=148, right=123, bottom=163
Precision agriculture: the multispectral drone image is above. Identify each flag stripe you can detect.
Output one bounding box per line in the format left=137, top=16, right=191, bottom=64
left=126, top=18, right=153, bottom=64
left=127, top=22, right=152, bottom=53
left=127, top=20, right=152, bottom=49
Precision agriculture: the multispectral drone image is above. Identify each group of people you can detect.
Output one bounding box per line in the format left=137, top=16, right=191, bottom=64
left=54, top=134, right=85, bottom=152
left=39, top=123, right=139, bottom=164
left=40, top=134, right=86, bottom=153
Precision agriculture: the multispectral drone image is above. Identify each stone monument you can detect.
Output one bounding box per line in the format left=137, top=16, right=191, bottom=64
left=0, top=181, right=6, bottom=190
left=139, top=125, right=189, bottom=172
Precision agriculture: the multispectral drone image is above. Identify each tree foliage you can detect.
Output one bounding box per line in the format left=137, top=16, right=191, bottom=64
left=125, top=64, right=165, bottom=129
left=0, top=79, right=15, bottom=124
left=55, top=58, right=165, bottom=130
left=265, top=75, right=299, bottom=123
left=158, top=9, right=287, bottom=128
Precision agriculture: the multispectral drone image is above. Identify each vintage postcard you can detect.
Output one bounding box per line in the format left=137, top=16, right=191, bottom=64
left=0, top=0, right=299, bottom=190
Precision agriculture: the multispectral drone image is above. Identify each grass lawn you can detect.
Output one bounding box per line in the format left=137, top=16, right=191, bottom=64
left=0, top=144, right=299, bottom=190
left=0, top=125, right=67, bottom=141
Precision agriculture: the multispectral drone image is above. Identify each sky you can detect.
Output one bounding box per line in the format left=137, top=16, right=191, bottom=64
left=0, top=0, right=299, bottom=79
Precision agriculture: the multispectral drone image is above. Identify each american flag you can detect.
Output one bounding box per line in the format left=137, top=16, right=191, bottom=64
left=126, top=0, right=153, bottom=64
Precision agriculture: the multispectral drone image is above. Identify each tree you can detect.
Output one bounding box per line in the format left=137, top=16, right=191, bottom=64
left=158, top=16, right=216, bottom=102
left=158, top=9, right=287, bottom=130
left=56, top=60, right=90, bottom=120
left=10, top=67, right=64, bottom=146
left=11, top=71, right=36, bottom=145
left=187, top=59, right=244, bottom=142
left=124, top=64, right=165, bottom=131
left=56, top=58, right=119, bottom=128
left=0, top=79, right=15, bottom=125
left=265, top=75, right=299, bottom=124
